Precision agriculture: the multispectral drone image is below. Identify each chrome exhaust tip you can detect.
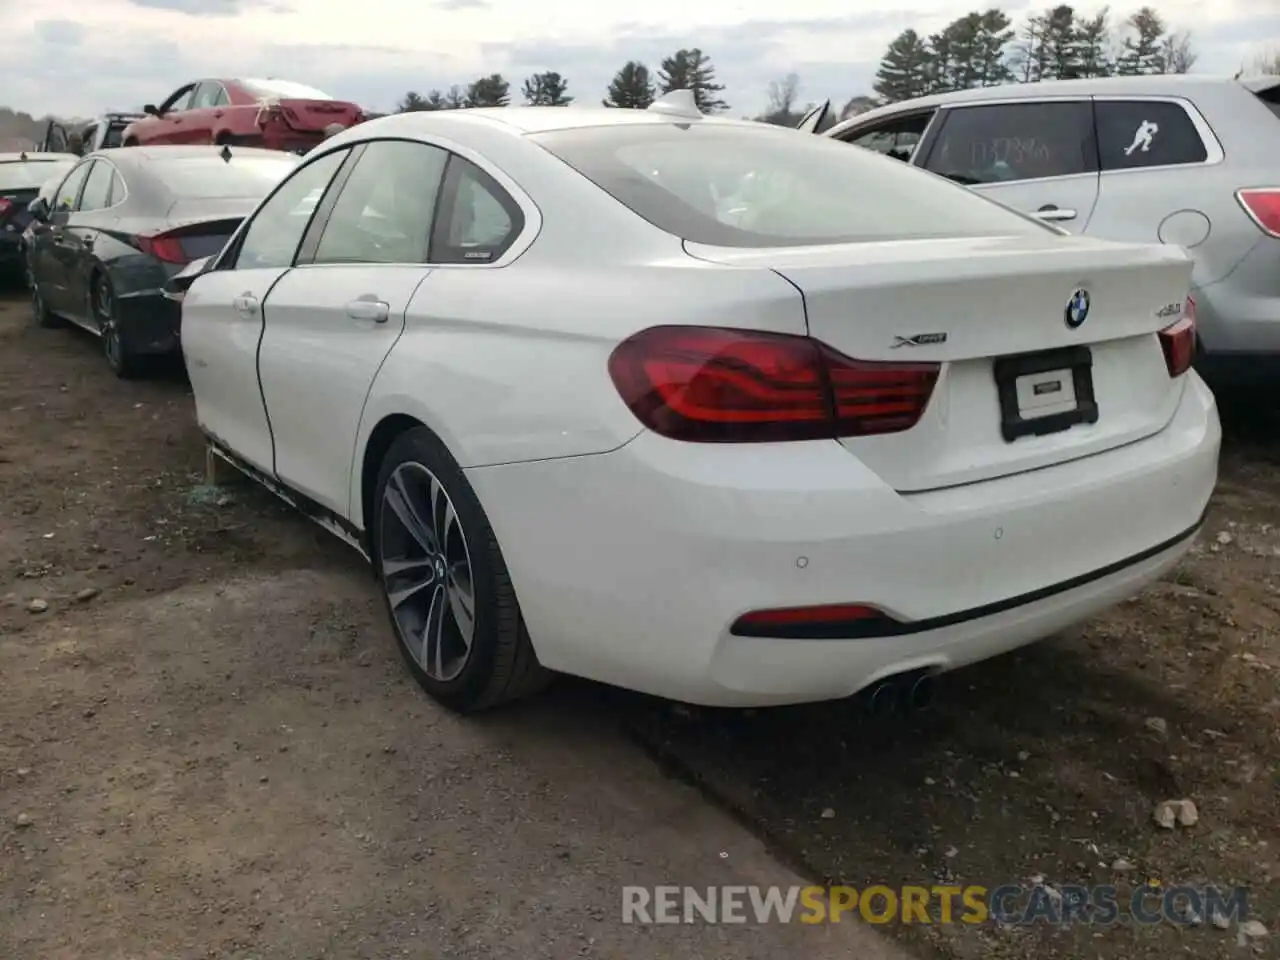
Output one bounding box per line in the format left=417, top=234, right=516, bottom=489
left=866, top=680, right=899, bottom=718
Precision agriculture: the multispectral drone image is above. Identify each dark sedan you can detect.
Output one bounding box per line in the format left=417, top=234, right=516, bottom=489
left=0, top=152, right=78, bottom=279
left=27, top=145, right=299, bottom=377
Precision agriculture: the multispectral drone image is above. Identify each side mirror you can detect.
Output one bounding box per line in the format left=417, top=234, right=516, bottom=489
left=143, top=104, right=160, bottom=117
left=163, top=255, right=212, bottom=301
left=27, top=197, right=49, bottom=221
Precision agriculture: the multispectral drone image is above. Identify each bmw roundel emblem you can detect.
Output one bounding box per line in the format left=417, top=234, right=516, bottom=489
left=1065, top=289, right=1090, bottom=329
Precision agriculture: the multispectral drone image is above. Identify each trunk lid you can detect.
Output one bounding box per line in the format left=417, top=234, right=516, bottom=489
left=270, top=99, right=363, bottom=133
left=685, top=235, right=1194, bottom=492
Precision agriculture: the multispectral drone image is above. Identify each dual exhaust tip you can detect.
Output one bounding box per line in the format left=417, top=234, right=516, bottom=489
left=862, top=670, right=937, bottom=718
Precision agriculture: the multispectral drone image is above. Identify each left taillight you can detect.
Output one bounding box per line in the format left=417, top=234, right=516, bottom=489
left=606, top=325, right=940, bottom=444
left=1158, top=296, right=1196, bottom=378
left=0, top=198, right=13, bottom=218
left=136, top=231, right=188, bottom=264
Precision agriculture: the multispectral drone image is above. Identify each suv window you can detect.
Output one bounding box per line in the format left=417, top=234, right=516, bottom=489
left=312, top=140, right=448, bottom=264
left=78, top=161, right=114, bottom=212
left=923, top=101, right=1097, bottom=185
left=232, top=149, right=348, bottom=270
left=432, top=159, right=522, bottom=263
left=1095, top=100, right=1209, bottom=171
left=842, top=111, right=935, bottom=164
left=53, top=161, right=92, bottom=212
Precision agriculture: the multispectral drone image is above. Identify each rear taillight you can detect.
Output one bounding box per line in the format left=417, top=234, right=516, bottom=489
left=1236, top=188, right=1280, bottom=238
left=0, top=198, right=12, bottom=217
left=607, top=325, right=940, bottom=443
left=136, top=231, right=188, bottom=264
left=1158, top=296, right=1196, bottom=378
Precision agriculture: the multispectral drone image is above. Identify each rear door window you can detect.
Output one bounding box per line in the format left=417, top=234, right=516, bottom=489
left=1094, top=100, right=1209, bottom=170
left=922, top=101, right=1097, bottom=185
left=311, top=139, right=448, bottom=264
left=77, top=160, right=114, bottom=212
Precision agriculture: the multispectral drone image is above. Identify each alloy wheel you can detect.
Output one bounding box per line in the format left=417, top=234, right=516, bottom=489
left=378, top=461, right=476, bottom=682
left=96, top=278, right=121, bottom=368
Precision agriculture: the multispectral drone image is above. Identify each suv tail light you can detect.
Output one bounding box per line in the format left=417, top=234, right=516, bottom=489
left=607, top=325, right=940, bottom=443
left=1158, top=296, right=1196, bottom=377
left=136, top=231, right=188, bottom=264
left=1236, top=188, right=1280, bottom=238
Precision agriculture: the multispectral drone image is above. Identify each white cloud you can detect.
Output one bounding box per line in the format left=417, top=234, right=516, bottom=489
left=4, top=0, right=1277, bottom=118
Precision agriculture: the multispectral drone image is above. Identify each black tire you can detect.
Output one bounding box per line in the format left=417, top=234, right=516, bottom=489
left=30, top=274, right=60, bottom=328
left=372, top=426, right=551, bottom=713
left=93, top=272, right=146, bottom=379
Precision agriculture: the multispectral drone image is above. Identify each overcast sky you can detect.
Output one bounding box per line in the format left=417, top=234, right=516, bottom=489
left=3, top=0, right=1277, bottom=118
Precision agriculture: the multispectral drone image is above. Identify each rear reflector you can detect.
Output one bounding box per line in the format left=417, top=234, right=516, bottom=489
left=1236, top=188, right=1280, bottom=238
left=136, top=231, right=189, bottom=264
left=730, top=603, right=902, bottom=639
left=1158, top=297, right=1196, bottom=377
left=607, top=325, right=940, bottom=443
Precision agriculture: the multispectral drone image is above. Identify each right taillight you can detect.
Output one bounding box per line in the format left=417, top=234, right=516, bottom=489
left=607, top=325, right=940, bottom=443
left=1236, top=188, right=1280, bottom=238
left=1158, top=296, right=1196, bottom=378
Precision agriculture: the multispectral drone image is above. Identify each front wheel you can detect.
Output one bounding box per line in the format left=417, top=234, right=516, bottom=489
left=94, top=274, right=145, bottom=379
left=372, top=426, right=551, bottom=713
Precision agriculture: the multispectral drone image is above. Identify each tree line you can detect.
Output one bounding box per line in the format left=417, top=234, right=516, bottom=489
left=396, top=47, right=727, bottom=113
left=873, top=4, right=1197, bottom=103
left=391, top=4, right=1232, bottom=126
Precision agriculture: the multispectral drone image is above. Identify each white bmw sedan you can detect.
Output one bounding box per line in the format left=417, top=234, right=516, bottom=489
left=175, top=91, right=1220, bottom=713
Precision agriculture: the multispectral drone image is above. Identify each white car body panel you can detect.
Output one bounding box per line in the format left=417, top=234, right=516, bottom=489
left=179, top=104, right=1221, bottom=708
left=258, top=264, right=430, bottom=514
left=182, top=265, right=289, bottom=471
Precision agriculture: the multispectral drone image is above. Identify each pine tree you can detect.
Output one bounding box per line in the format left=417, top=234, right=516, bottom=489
left=1116, top=6, right=1166, bottom=75
left=443, top=86, right=467, bottom=109
left=923, top=24, right=960, bottom=94
left=465, top=74, right=510, bottom=107
left=872, top=29, right=934, bottom=102
left=657, top=48, right=729, bottom=113
left=1012, top=12, right=1051, bottom=82
left=603, top=61, right=655, bottom=108
left=1042, top=5, right=1082, bottom=80
left=1074, top=9, right=1114, bottom=78
left=522, top=71, right=573, bottom=106
left=397, top=91, right=428, bottom=112
left=974, top=8, right=1015, bottom=86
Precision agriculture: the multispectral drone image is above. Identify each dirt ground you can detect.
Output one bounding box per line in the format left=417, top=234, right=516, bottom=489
left=0, top=287, right=1275, bottom=960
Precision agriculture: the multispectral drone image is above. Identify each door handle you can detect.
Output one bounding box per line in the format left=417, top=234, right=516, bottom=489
left=213, top=111, right=224, bottom=118
left=1035, top=205, right=1077, bottom=222
left=345, top=298, right=390, bottom=323
left=232, top=293, right=259, bottom=315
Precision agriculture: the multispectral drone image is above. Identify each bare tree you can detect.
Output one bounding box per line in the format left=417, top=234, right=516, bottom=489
left=1249, top=48, right=1280, bottom=76
left=1160, top=30, right=1197, bottom=74
left=765, top=74, right=801, bottom=116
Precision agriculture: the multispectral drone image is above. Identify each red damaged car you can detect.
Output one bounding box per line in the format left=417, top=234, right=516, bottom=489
left=122, top=78, right=364, bottom=154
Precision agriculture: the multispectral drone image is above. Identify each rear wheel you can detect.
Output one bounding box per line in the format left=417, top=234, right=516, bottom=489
left=93, top=273, right=145, bottom=379
left=372, top=426, right=551, bottom=713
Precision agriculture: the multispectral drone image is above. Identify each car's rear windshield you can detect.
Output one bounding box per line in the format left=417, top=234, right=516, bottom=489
left=0, top=158, right=75, bottom=191
left=240, top=78, right=333, bottom=101
left=530, top=123, right=1055, bottom=248
left=150, top=155, right=299, bottom=199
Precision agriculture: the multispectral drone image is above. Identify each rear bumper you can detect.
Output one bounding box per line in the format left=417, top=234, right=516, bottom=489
left=117, top=289, right=181, bottom=355
left=465, top=373, right=1221, bottom=707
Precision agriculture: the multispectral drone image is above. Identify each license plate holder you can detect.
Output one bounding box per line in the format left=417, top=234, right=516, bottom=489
left=993, top=345, right=1098, bottom=442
